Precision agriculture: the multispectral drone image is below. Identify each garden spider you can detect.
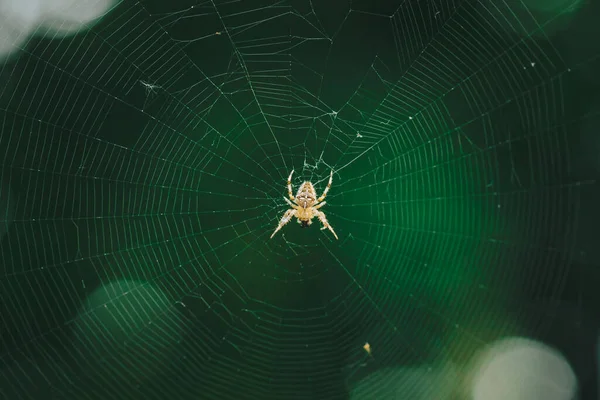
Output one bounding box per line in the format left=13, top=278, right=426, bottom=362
left=270, top=170, right=338, bottom=240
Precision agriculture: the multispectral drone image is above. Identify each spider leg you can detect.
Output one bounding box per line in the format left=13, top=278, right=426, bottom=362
left=270, top=209, right=297, bottom=239
left=287, top=170, right=295, bottom=201
left=313, top=201, right=326, bottom=210
left=316, top=170, right=333, bottom=203
left=284, top=197, right=298, bottom=209
left=315, top=210, right=338, bottom=240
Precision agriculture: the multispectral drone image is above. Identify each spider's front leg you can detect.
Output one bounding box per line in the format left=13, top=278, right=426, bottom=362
left=315, top=210, right=338, bottom=240
left=270, top=209, right=297, bottom=239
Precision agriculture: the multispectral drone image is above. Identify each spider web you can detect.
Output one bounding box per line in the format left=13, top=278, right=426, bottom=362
left=0, top=0, right=598, bottom=399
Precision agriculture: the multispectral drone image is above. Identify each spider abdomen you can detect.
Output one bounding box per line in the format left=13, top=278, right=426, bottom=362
left=296, top=181, right=317, bottom=208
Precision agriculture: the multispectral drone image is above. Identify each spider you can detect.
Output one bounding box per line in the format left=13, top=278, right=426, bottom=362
left=270, top=170, right=338, bottom=240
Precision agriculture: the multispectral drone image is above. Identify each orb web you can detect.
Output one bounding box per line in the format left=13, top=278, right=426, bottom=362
left=0, top=0, right=596, bottom=399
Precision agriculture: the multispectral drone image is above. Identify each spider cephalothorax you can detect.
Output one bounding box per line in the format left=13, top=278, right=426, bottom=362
left=270, top=170, right=338, bottom=239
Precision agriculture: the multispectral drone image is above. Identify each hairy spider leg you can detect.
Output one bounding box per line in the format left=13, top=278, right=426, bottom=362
left=284, top=197, right=298, bottom=208
left=317, top=170, right=333, bottom=203
left=315, top=210, right=338, bottom=240
left=270, top=209, right=297, bottom=238
left=287, top=170, right=295, bottom=200
left=313, top=201, right=326, bottom=209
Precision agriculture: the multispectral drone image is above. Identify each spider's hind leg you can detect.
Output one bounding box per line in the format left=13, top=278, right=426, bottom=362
left=317, top=170, right=333, bottom=203
left=287, top=170, right=295, bottom=200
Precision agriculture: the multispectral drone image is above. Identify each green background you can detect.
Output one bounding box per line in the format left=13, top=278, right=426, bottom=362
left=1, top=0, right=599, bottom=399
